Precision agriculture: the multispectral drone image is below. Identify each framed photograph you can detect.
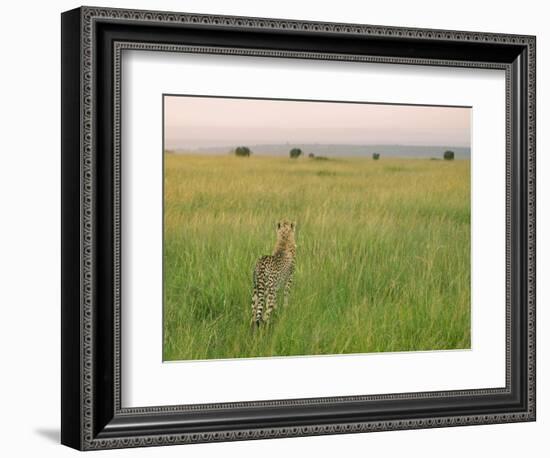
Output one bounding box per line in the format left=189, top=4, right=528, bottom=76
left=61, top=6, right=536, bottom=450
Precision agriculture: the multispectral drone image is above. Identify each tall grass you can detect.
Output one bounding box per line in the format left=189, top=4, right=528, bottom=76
left=163, top=154, right=470, bottom=361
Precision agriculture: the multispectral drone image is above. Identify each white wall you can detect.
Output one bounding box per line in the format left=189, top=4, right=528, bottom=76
left=0, top=0, right=546, bottom=456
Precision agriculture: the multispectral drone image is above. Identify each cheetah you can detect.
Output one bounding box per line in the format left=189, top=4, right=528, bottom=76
left=251, top=220, right=296, bottom=327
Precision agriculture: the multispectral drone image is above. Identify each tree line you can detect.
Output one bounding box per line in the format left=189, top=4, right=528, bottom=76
left=233, top=147, right=456, bottom=160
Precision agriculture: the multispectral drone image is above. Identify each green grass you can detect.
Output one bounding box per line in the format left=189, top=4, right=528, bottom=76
left=163, top=154, right=471, bottom=361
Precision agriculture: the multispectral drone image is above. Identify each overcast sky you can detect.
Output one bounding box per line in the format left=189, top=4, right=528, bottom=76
left=164, top=95, right=471, bottom=150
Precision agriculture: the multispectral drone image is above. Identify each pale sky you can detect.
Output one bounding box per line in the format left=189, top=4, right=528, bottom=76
left=164, top=95, right=471, bottom=150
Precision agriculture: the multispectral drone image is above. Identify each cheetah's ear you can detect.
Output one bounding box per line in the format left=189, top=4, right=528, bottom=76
left=291, top=222, right=296, bottom=230
left=277, top=222, right=281, bottom=229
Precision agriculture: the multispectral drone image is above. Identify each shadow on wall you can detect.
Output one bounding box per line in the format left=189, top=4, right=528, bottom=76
left=34, top=428, right=59, bottom=444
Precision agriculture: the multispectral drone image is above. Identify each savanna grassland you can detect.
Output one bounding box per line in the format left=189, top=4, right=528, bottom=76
left=163, top=154, right=470, bottom=361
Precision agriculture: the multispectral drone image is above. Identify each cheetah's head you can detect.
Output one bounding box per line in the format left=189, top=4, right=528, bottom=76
left=276, top=220, right=296, bottom=247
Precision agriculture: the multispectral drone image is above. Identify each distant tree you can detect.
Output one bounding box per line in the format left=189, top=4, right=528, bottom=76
left=308, top=153, right=315, bottom=159
left=372, top=153, right=380, bottom=160
left=443, top=150, right=455, bottom=160
left=234, top=146, right=251, bottom=157
left=289, top=148, right=303, bottom=159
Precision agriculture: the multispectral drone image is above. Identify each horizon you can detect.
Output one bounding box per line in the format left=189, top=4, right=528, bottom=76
left=166, top=142, right=471, bottom=150
left=165, top=142, right=471, bottom=159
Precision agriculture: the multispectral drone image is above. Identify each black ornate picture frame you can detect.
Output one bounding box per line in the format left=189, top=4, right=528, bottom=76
left=61, top=6, right=536, bottom=450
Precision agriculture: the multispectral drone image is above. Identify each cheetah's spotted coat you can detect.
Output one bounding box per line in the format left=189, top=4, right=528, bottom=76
left=251, top=220, right=296, bottom=326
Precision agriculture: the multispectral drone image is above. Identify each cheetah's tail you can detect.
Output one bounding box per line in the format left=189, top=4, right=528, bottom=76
left=250, top=287, right=262, bottom=328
